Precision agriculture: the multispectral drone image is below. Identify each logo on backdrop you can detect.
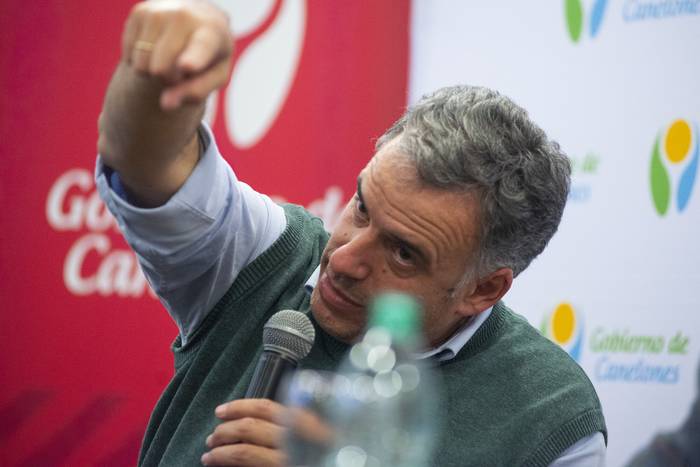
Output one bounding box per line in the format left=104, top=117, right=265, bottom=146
left=623, top=0, right=700, bottom=22
left=590, top=327, right=689, bottom=384
left=649, top=119, right=698, bottom=216
left=541, top=302, right=584, bottom=361
left=208, top=0, right=345, bottom=230
left=569, top=152, right=601, bottom=202
left=43, top=1, right=410, bottom=298
left=564, top=0, right=609, bottom=43
left=42, top=1, right=311, bottom=299
left=565, top=0, right=699, bottom=42
left=541, top=302, right=691, bottom=384
left=208, top=0, right=306, bottom=150
left=45, top=169, right=154, bottom=298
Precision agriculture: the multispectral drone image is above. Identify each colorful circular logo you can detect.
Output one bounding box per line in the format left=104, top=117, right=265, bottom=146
left=650, top=119, right=699, bottom=216
left=541, top=302, right=584, bottom=361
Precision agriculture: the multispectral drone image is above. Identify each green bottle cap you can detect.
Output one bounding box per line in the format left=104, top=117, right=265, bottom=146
left=369, top=292, right=421, bottom=342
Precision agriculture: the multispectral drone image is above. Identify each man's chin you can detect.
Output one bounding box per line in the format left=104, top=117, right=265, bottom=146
left=310, top=290, right=364, bottom=344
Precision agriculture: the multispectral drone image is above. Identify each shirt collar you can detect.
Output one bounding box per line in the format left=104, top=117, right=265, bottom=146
left=304, top=266, right=320, bottom=293
left=304, top=266, right=492, bottom=362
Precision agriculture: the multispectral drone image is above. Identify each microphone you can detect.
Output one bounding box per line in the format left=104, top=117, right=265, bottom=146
left=245, top=310, right=316, bottom=400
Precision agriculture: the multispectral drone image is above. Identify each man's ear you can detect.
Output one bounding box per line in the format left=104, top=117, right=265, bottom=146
left=456, top=267, right=513, bottom=317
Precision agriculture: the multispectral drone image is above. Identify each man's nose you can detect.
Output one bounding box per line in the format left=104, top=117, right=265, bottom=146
left=328, top=230, right=373, bottom=281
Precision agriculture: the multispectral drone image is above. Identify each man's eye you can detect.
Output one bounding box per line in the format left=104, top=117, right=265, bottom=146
left=394, top=244, right=415, bottom=265
left=354, top=196, right=368, bottom=215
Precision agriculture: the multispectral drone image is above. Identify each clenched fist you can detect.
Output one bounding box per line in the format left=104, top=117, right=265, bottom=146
left=122, top=0, right=233, bottom=110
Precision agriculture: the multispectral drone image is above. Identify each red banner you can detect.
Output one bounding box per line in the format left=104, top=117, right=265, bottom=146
left=0, top=1, right=409, bottom=465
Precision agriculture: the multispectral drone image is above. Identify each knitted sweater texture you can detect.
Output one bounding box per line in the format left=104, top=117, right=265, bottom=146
left=138, top=204, right=606, bottom=466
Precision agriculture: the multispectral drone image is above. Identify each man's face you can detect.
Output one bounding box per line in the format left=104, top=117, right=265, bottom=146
left=310, top=140, right=482, bottom=347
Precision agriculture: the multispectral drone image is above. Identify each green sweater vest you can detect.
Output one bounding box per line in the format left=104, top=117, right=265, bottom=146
left=138, top=204, right=606, bottom=467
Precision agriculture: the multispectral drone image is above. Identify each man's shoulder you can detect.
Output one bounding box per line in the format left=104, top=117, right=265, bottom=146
left=281, top=203, right=329, bottom=238
left=498, top=303, right=591, bottom=380
left=229, top=203, right=328, bottom=292
left=443, top=301, right=602, bottom=411
left=434, top=302, right=606, bottom=466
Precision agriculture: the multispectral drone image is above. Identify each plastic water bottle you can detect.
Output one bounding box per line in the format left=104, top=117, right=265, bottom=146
left=324, top=292, right=441, bottom=467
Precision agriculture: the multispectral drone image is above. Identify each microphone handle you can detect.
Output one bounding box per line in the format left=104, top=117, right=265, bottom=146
left=245, top=351, right=297, bottom=400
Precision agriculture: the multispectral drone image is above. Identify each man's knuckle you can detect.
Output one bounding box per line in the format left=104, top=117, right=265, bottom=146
left=259, top=398, right=277, bottom=416
left=152, top=9, right=169, bottom=24
left=222, top=401, right=237, bottom=415
left=210, top=2, right=229, bottom=22
left=149, top=62, right=165, bottom=76
left=218, top=419, right=232, bottom=432
left=215, top=59, right=232, bottom=80
left=171, top=8, right=188, bottom=23
left=230, top=400, right=246, bottom=413
left=212, top=423, right=228, bottom=439
left=132, top=60, right=147, bottom=73
left=239, top=417, right=258, bottom=434
left=130, top=3, right=146, bottom=18
left=257, top=398, right=272, bottom=411
left=226, top=444, right=249, bottom=463
left=185, top=86, right=204, bottom=101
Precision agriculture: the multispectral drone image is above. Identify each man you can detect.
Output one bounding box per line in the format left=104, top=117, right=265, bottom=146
left=97, top=1, right=607, bottom=466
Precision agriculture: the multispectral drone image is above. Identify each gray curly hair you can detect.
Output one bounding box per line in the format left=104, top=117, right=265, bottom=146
left=376, top=85, right=571, bottom=279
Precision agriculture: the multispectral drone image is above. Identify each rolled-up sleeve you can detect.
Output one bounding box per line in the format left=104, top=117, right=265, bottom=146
left=95, top=123, right=286, bottom=343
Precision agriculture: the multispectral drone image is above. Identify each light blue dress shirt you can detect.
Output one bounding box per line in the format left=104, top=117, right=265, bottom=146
left=95, top=124, right=287, bottom=342
left=95, top=123, right=605, bottom=466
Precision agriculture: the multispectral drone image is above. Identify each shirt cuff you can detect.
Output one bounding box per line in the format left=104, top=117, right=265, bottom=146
left=94, top=123, right=233, bottom=256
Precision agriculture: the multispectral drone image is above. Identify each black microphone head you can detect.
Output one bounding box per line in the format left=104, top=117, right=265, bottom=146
left=263, top=310, right=315, bottom=362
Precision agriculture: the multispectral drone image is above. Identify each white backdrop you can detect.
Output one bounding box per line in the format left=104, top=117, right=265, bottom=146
left=409, top=1, right=700, bottom=465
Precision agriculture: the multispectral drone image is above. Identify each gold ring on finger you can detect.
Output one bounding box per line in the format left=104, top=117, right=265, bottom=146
left=134, top=40, right=155, bottom=53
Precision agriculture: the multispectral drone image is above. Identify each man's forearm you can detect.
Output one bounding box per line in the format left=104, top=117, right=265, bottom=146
left=98, top=62, right=203, bottom=206
left=96, top=1, right=232, bottom=207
